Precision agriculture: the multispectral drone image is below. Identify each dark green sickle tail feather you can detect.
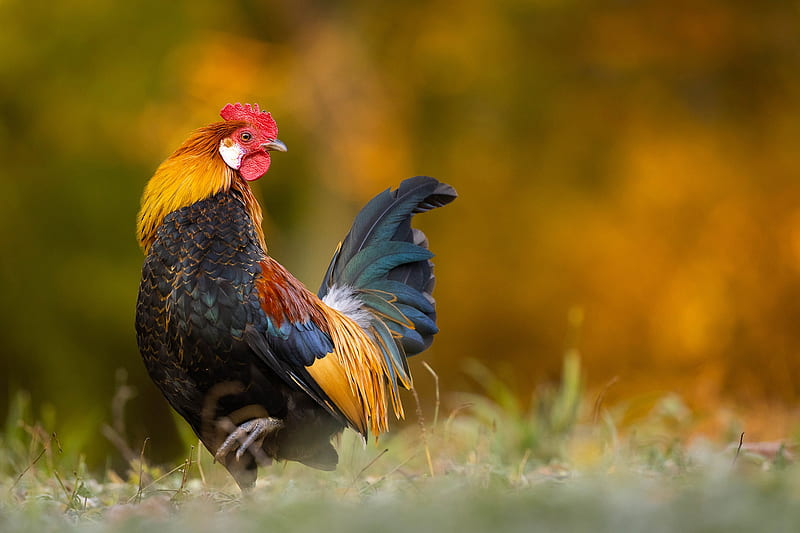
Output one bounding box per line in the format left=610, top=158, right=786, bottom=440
left=318, top=176, right=457, bottom=396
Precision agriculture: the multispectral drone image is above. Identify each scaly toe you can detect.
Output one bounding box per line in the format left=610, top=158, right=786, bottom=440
left=216, top=417, right=284, bottom=463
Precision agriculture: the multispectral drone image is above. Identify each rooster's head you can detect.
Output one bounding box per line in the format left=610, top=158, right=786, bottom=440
left=218, top=103, right=287, bottom=181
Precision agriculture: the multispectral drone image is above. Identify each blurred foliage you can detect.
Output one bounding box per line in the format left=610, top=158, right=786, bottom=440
left=2, top=0, right=800, bottom=467
left=453, top=350, right=583, bottom=463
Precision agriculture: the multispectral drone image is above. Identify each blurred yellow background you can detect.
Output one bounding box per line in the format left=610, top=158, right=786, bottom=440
left=1, top=0, right=799, bottom=465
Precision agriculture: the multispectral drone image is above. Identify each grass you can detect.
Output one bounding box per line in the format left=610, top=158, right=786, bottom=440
left=2, top=355, right=800, bottom=532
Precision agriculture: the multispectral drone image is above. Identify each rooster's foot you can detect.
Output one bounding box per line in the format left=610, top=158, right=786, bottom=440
left=215, top=417, right=284, bottom=462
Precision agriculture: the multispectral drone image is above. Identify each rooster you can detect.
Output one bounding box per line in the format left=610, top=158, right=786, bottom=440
left=135, top=103, right=456, bottom=489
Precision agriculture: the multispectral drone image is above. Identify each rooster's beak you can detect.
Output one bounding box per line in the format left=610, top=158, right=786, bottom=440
left=261, top=139, right=287, bottom=153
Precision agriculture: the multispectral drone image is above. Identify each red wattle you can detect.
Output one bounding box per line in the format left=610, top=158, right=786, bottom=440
left=239, top=154, right=271, bottom=181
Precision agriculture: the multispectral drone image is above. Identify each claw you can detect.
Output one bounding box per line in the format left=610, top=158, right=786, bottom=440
left=215, top=417, right=284, bottom=463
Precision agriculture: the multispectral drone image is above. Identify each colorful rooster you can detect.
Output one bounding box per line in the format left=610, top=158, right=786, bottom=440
left=135, top=103, right=456, bottom=488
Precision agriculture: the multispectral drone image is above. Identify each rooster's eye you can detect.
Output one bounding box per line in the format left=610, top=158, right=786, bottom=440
left=241, top=132, right=252, bottom=142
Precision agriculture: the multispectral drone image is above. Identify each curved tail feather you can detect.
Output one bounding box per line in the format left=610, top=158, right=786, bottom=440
left=319, top=176, right=457, bottom=402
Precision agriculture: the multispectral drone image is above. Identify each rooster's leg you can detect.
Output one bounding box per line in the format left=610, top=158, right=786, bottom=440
left=216, top=417, right=284, bottom=462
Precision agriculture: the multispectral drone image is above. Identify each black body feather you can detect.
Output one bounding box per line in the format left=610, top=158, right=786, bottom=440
left=136, top=190, right=342, bottom=488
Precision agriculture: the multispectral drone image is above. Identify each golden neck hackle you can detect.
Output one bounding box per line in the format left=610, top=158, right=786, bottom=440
left=136, top=122, right=266, bottom=253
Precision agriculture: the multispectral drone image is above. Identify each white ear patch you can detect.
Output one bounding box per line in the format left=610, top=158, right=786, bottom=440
left=219, top=138, right=246, bottom=169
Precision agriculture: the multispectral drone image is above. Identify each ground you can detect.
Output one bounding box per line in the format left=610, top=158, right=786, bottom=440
left=3, top=358, right=800, bottom=532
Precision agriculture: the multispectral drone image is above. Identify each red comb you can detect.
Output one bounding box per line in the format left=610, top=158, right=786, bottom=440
left=220, top=103, right=278, bottom=136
